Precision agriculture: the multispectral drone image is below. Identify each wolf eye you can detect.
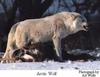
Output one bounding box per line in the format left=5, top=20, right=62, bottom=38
left=82, top=19, right=85, bottom=22
left=80, top=16, right=86, bottom=22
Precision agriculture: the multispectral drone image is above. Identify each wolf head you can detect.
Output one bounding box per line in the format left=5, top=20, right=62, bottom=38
left=72, top=13, right=88, bottom=32
left=63, top=12, right=88, bottom=33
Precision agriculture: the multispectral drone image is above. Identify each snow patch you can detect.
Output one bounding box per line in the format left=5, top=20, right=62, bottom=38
left=0, top=61, right=100, bottom=70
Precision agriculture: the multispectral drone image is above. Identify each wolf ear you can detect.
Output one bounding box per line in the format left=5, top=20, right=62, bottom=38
left=71, top=14, right=80, bottom=20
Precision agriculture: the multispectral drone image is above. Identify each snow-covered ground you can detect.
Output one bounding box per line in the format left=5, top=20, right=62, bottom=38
left=0, top=48, right=100, bottom=70
left=0, top=61, right=100, bottom=70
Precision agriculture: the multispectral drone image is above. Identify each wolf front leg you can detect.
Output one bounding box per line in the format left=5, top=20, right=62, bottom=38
left=52, top=35, right=63, bottom=62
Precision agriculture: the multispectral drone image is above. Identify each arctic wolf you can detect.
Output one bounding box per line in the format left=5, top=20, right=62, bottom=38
left=1, top=11, right=88, bottom=63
